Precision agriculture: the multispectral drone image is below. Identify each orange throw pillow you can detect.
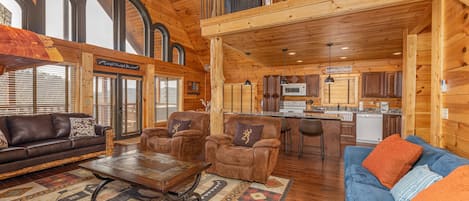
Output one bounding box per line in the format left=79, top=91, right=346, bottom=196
left=362, top=134, right=423, bottom=189
left=412, top=165, right=469, bottom=201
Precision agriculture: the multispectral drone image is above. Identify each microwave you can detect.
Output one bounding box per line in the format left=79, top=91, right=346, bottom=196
left=282, top=83, right=307, bottom=96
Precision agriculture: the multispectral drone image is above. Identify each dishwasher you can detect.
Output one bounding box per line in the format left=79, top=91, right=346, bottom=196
left=356, top=113, right=383, bottom=144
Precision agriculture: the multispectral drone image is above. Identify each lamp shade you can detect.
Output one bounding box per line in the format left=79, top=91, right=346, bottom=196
left=244, top=80, right=252, bottom=86
left=325, top=75, right=335, bottom=84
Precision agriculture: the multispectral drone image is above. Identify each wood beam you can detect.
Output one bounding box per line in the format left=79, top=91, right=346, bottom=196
left=402, top=33, right=417, bottom=138
left=200, top=0, right=427, bottom=37
left=80, top=52, right=94, bottom=115
left=460, top=0, right=469, bottom=6
left=431, top=0, right=444, bottom=147
left=143, top=64, right=155, bottom=128
left=409, top=7, right=432, bottom=34
left=210, top=37, right=224, bottom=135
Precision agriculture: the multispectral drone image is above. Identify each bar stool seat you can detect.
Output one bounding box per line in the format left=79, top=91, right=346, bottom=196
left=298, top=119, right=324, bottom=160
left=281, top=118, right=292, bottom=153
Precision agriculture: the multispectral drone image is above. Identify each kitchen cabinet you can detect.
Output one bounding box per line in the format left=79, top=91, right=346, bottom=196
left=263, top=75, right=281, bottom=112
left=305, top=74, right=320, bottom=97
left=340, top=114, right=356, bottom=143
left=362, top=72, right=402, bottom=98
left=383, top=114, right=402, bottom=139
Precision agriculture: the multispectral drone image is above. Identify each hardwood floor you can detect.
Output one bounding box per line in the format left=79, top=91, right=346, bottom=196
left=0, top=144, right=346, bottom=200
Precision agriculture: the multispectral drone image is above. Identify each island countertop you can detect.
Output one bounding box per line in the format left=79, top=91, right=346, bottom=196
left=225, top=111, right=342, bottom=120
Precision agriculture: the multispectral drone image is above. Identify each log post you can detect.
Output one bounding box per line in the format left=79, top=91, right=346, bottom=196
left=143, top=64, right=155, bottom=128
left=402, top=33, right=417, bottom=138
left=80, top=52, right=94, bottom=115
left=210, top=37, right=224, bottom=135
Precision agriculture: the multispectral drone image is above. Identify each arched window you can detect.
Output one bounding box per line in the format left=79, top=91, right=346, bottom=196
left=0, top=0, right=22, bottom=28
left=152, top=23, right=169, bottom=61
left=125, top=0, right=144, bottom=55
left=45, top=0, right=71, bottom=40
left=171, top=43, right=185, bottom=65
left=85, top=0, right=113, bottom=49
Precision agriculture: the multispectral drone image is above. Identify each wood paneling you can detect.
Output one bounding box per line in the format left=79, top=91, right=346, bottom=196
left=442, top=0, right=469, bottom=158
left=415, top=32, right=432, bottom=142
left=403, top=34, right=417, bottom=137
left=223, top=83, right=257, bottom=113
left=432, top=0, right=444, bottom=147
left=217, top=1, right=431, bottom=66
left=224, top=57, right=403, bottom=111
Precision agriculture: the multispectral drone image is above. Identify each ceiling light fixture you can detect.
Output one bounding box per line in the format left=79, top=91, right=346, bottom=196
left=341, top=47, right=349, bottom=50
left=296, top=60, right=303, bottom=63
left=393, top=52, right=402, bottom=55
left=325, top=43, right=335, bottom=85
left=288, top=52, right=296, bottom=56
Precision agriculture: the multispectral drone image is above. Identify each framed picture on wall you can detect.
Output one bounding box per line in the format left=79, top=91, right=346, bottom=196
left=187, top=81, right=200, bottom=95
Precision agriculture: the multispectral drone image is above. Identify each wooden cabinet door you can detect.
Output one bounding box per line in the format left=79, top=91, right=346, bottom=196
left=262, top=75, right=281, bottom=112
left=394, top=71, right=402, bottom=98
left=385, top=72, right=403, bottom=98
left=362, top=72, right=386, bottom=98
left=383, top=114, right=402, bottom=139
left=305, top=74, right=320, bottom=97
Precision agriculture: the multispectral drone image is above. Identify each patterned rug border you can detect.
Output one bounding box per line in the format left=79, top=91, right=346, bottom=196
left=279, top=177, right=294, bottom=201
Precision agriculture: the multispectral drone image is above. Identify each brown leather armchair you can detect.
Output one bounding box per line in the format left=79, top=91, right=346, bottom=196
left=141, top=112, right=209, bottom=161
left=205, top=116, right=281, bottom=184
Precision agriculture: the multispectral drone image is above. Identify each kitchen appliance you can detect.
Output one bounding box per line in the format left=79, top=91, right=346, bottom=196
left=380, top=102, right=389, bottom=113
left=358, top=101, right=364, bottom=112
left=279, top=101, right=306, bottom=113
left=281, top=83, right=306, bottom=96
left=356, top=113, right=383, bottom=144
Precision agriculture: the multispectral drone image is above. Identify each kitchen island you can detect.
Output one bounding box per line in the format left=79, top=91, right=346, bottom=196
left=225, top=112, right=343, bottom=157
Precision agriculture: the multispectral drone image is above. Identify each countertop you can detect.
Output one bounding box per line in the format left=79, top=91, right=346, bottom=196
left=226, top=112, right=342, bottom=120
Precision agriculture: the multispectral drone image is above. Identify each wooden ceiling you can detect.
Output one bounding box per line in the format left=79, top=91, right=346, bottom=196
left=221, top=1, right=432, bottom=66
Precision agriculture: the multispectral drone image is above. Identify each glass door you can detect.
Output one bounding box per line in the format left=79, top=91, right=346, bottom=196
left=93, top=73, right=116, bottom=128
left=118, top=75, right=142, bottom=138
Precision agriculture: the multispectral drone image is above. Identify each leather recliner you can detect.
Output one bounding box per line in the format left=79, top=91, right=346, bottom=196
left=205, top=116, right=281, bottom=184
left=140, top=111, right=209, bottom=161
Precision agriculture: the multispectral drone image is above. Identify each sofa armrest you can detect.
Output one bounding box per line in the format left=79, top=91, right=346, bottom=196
left=142, top=127, right=169, bottom=138
left=344, top=146, right=374, bottom=170
left=253, top=139, right=281, bottom=149
left=95, top=124, right=112, bottom=136
left=206, top=134, right=232, bottom=145
left=173, top=129, right=203, bottom=138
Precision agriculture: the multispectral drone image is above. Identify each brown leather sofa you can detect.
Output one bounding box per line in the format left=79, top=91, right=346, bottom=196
left=205, top=116, right=281, bottom=184
left=0, top=113, right=112, bottom=180
left=141, top=111, right=209, bottom=161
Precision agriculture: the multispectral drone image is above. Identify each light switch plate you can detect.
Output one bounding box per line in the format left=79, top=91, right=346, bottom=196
left=442, top=108, right=449, bottom=120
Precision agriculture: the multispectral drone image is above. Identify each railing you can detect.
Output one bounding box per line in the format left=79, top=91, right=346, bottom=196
left=201, top=0, right=277, bottom=19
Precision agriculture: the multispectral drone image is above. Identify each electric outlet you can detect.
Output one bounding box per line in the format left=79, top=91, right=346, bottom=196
left=442, top=108, right=449, bottom=120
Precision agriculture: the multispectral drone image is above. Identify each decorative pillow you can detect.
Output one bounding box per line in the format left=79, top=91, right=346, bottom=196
left=233, top=123, right=264, bottom=147
left=69, top=118, right=96, bottom=138
left=0, top=130, right=7, bottom=149
left=412, top=165, right=469, bottom=201
left=362, top=134, right=423, bottom=189
left=391, top=165, right=442, bottom=201
left=168, top=119, right=191, bottom=136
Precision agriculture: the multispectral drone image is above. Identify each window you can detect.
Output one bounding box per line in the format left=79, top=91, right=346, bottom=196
left=125, top=0, right=144, bottom=55
left=0, top=0, right=22, bottom=28
left=153, top=29, right=164, bottom=60
left=0, top=65, right=76, bottom=116
left=171, top=43, right=185, bottom=65
left=93, top=74, right=115, bottom=127
left=86, top=0, right=113, bottom=49
left=46, top=0, right=71, bottom=40
left=322, top=75, right=359, bottom=106
left=155, top=76, right=181, bottom=122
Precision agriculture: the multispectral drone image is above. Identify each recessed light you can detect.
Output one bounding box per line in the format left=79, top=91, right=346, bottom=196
left=296, top=60, right=303, bottom=63
left=341, top=47, right=349, bottom=50
left=288, top=52, right=296, bottom=56
left=340, top=56, right=348, bottom=59
left=393, top=52, right=402, bottom=55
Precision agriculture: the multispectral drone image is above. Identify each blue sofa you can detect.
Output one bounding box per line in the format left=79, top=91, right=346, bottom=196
left=344, top=136, right=469, bottom=201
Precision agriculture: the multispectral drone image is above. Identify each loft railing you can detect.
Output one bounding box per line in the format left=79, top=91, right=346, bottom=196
left=201, top=0, right=281, bottom=19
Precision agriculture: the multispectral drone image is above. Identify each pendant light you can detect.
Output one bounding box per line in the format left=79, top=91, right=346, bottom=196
left=325, top=43, right=335, bottom=85
left=280, top=48, right=288, bottom=84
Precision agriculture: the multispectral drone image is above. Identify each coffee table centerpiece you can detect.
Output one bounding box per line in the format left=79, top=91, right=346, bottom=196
left=79, top=150, right=211, bottom=201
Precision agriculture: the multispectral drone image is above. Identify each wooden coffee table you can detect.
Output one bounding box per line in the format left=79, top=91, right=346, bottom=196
left=79, top=151, right=211, bottom=201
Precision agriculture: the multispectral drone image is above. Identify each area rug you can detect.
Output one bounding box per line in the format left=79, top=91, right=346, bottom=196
left=0, top=169, right=292, bottom=201
left=114, top=137, right=141, bottom=145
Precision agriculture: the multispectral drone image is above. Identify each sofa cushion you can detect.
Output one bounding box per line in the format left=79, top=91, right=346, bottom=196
left=362, top=134, right=423, bottom=189
left=70, top=136, right=105, bottom=149
left=0, top=129, right=7, bottom=149
left=233, top=123, right=264, bottom=147
left=52, top=113, right=91, bottom=138
left=346, top=182, right=394, bottom=201
left=430, top=154, right=469, bottom=176
left=390, top=165, right=442, bottom=201
left=412, top=165, right=469, bottom=201
left=7, top=114, right=56, bottom=145
left=0, top=147, right=27, bottom=163
left=69, top=117, right=96, bottom=138
left=168, top=119, right=191, bottom=136
left=346, top=164, right=387, bottom=190
left=216, top=146, right=254, bottom=166
left=21, top=139, right=72, bottom=157
left=406, top=136, right=446, bottom=167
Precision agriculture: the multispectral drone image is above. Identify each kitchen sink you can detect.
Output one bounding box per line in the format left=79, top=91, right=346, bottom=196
left=324, top=111, right=354, bottom=122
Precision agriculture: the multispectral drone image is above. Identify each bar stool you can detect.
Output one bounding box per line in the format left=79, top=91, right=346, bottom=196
left=281, top=118, right=292, bottom=153
left=298, top=119, right=324, bottom=160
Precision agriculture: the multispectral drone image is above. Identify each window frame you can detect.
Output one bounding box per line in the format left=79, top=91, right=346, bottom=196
left=321, top=74, right=359, bottom=107
left=170, top=43, right=186, bottom=65
left=151, top=23, right=170, bottom=61
left=154, top=74, right=183, bottom=124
